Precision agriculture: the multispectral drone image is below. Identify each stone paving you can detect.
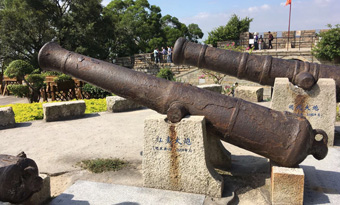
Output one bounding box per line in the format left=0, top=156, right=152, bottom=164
left=0, top=95, right=339, bottom=204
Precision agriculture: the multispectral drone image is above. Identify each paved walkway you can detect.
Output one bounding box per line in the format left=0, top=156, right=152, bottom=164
left=0, top=95, right=29, bottom=105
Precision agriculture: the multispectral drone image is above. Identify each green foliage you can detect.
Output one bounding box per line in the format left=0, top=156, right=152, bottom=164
left=78, top=158, right=127, bottom=173
left=4, top=60, right=34, bottom=78
left=7, top=85, right=30, bottom=98
left=187, top=23, right=204, bottom=43
left=0, top=0, right=203, bottom=66
left=84, top=98, right=107, bottom=114
left=312, top=24, right=340, bottom=61
left=204, top=14, right=253, bottom=47
left=82, top=84, right=112, bottom=99
left=4, top=60, right=45, bottom=102
left=0, top=99, right=107, bottom=123
left=53, top=74, right=73, bottom=83
left=156, top=68, right=175, bottom=81
left=27, top=74, right=45, bottom=90
left=0, top=102, right=43, bottom=123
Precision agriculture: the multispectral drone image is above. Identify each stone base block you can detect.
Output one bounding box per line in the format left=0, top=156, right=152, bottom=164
left=270, top=78, right=336, bottom=146
left=0, top=174, right=50, bottom=205
left=197, top=84, right=222, bottom=93
left=23, top=174, right=51, bottom=205
left=106, top=96, right=143, bottom=112
left=0, top=107, right=15, bottom=129
left=43, top=101, right=86, bottom=122
left=271, top=165, right=304, bottom=205
left=143, top=114, right=226, bottom=197
left=235, top=86, right=264, bottom=102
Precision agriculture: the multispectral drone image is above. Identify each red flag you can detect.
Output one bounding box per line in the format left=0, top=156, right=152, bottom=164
left=285, top=0, right=292, bottom=6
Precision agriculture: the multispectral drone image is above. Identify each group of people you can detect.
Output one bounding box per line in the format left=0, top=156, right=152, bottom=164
left=153, top=46, right=173, bottom=63
left=253, top=31, right=274, bottom=50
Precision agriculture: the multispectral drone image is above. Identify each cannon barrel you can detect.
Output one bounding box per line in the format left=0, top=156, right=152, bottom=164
left=0, top=152, right=43, bottom=203
left=38, top=42, right=328, bottom=167
left=173, top=37, right=340, bottom=98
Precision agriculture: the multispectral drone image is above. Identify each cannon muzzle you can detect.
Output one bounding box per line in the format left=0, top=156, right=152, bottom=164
left=38, top=42, right=328, bottom=167
left=173, top=37, right=340, bottom=99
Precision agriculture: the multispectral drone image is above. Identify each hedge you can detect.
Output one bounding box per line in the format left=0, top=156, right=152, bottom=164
left=0, top=98, right=107, bottom=123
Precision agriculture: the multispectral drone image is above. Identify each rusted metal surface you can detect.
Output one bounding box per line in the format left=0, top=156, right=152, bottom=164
left=38, top=42, right=328, bottom=167
left=0, top=152, right=43, bottom=203
left=173, top=37, right=340, bottom=100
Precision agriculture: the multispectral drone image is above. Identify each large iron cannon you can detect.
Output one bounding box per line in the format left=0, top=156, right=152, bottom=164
left=173, top=37, right=340, bottom=99
left=0, top=152, right=43, bottom=203
left=38, top=42, right=328, bottom=167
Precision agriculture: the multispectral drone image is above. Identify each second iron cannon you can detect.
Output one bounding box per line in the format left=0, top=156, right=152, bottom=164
left=173, top=37, right=340, bottom=100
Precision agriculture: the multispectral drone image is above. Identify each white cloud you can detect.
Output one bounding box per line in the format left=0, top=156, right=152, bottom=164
left=244, top=4, right=271, bottom=13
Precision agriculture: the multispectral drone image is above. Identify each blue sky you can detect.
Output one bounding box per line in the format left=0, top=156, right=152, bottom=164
left=101, top=0, right=340, bottom=41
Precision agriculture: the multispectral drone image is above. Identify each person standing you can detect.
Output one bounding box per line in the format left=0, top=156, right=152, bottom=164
left=259, top=35, right=264, bottom=50
left=254, top=32, right=259, bottom=50
left=167, top=46, right=172, bottom=63
left=268, top=31, right=274, bottom=49
left=153, top=48, right=159, bottom=63
left=161, top=47, right=167, bottom=62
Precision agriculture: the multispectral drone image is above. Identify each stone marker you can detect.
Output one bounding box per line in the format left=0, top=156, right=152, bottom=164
left=106, top=96, right=144, bottom=112
left=234, top=86, right=264, bottom=102
left=43, top=101, right=86, bottom=122
left=271, top=165, right=304, bottom=205
left=143, top=114, right=226, bottom=197
left=0, top=107, right=15, bottom=129
left=270, top=78, right=336, bottom=146
left=197, top=84, right=222, bottom=93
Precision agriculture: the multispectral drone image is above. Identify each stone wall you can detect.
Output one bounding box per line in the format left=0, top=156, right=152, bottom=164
left=218, top=29, right=330, bottom=50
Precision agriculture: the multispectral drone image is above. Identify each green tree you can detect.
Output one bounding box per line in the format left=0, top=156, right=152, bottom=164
left=4, top=60, right=45, bottom=102
left=204, top=14, right=253, bottom=47
left=156, top=68, right=175, bottom=81
left=104, top=0, right=163, bottom=56
left=312, top=24, right=340, bottom=62
left=0, top=0, right=113, bottom=67
left=187, top=23, right=204, bottom=43
left=0, top=0, right=56, bottom=68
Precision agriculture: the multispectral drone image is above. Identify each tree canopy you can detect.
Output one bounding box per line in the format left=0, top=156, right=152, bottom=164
left=204, top=14, right=253, bottom=47
left=0, top=0, right=204, bottom=69
left=312, top=24, right=340, bottom=62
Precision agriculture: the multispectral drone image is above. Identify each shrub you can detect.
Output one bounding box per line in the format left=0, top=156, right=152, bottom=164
left=53, top=74, right=73, bottom=83
left=84, top=98, right=107, bottom=114
left=0, top=99, right=107, bottom=123
left=0, top=102, right=43, bottom=123
left=5, top=60, right=34, bottom=78
left=82, top=84, right=112, bottom=99
left=312, top=24, right=340, bottom=61
left=7, top=85, right=30, bottom=98
left=4, top=60, right=45, bottom=103
left=156, top=68, right=175, bottom=81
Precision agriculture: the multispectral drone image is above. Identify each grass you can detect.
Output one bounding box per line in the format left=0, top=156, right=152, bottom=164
left=77, top=158, right=127, bottom=173
left=0, top=98, right=107, bottom=123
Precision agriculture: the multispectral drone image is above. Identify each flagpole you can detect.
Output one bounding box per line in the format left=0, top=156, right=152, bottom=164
left=287, top=2, right=292, bottom=50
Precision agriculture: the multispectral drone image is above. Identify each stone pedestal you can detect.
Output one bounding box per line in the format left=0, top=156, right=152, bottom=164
left=270, top=78, right=336, bottom=146
left=0, top=107, right=15, bottom=130
left=235, top=86, right=264, bottom=102
left=106, top=96, right=143, bottom=112
left=271, top=164, right=304, bottom=205
left=43, top=101, right=86, bottom=122
left=143, top=114, right=230, bottom=197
